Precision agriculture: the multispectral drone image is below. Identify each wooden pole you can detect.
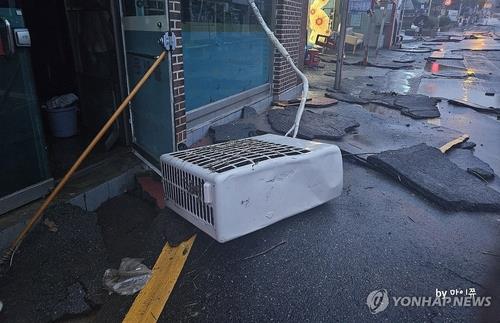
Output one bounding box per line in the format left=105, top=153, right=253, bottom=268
left=0, top=51, right=167, bottom=268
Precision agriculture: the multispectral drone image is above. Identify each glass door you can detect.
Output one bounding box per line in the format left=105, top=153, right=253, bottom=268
left=0, top=8, right=52, bottom=215
left=120, top=0, right=174, bottom=168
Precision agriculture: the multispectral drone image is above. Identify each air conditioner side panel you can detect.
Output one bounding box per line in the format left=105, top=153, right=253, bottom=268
left=213, top=146, right=343, bottom=242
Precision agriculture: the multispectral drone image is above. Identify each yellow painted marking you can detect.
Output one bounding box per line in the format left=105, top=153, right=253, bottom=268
left=123, top=235, right=196, bottom=323
left=439, top=134, right=469, bottom=153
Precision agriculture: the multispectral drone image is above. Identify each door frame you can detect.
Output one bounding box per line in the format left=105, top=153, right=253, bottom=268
left=118, top=0, right=176, bottom=174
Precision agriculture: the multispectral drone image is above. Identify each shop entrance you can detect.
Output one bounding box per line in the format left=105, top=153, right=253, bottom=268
left=0, top=0, right=127, bottom=214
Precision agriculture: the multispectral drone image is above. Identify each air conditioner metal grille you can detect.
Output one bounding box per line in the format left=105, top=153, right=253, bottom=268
left=162, top=163, right=214, bottom=226
left=170, top=138, right=310, bottom=173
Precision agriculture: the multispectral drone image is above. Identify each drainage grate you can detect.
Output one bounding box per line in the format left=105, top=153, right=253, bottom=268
left=162, top=163, right=214, bottom=226
left=170, top=138, right=310, bottom=173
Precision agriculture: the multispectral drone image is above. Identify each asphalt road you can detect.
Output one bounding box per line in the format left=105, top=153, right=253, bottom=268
left=159, top=20, right=500, bottom=323
left=160, top=160, right=500, bottom=322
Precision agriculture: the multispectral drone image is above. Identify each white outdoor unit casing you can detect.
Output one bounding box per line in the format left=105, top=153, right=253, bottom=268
left=160, top=134, right=343, bottom=242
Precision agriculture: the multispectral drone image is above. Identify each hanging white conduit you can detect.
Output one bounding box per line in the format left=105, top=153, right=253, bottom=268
left=248, top=0, right=309, bottom=138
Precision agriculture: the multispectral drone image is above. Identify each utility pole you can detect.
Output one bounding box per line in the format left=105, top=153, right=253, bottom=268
left=427, top=0, right=433, bottom=16
left=334, top=0, right=350, bottom=90
left=399, top=0, right=408, bottom=39
left=363, top=8, right=375, bottom=65
left=375, top=5, right=387, bottom=57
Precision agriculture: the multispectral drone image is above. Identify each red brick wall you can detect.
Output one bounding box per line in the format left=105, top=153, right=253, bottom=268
left=169, top=0, right=186, bottom=146
left=273, top=0, right=308, bottom=96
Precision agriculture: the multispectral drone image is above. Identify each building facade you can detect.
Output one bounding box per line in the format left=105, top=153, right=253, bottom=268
left=0, top=0, right=308, bottom=214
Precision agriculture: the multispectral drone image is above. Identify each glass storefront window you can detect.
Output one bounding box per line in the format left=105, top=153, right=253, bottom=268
left=181, top=0, right=272, bottom=111
left=122, top=0, right=166, bottom=17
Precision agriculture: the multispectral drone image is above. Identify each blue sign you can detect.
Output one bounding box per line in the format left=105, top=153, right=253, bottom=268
left=349, top=0, right=372, bottom=12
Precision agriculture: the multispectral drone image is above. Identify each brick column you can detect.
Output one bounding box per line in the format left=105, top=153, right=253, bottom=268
left=272, top=0, right=308, bottom=96
left=168, top=0, right=186, bottom=146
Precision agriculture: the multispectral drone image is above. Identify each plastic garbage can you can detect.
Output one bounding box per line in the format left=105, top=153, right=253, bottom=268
left=46, top=105, right=78, bottom=138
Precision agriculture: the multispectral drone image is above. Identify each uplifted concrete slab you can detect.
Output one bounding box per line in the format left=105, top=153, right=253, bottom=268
left=360, top=91, right=400, bottom=107
left=393, top=58, right=416, bottom=64
left=447, top=148, right=495, bottom=180
left=359, top=92, right=440, bottom=119
left=392, top=48, right=433, bottom=53
left=448, top=99, right=500, bottom=115
left=429, top=51, right=464, bottom=60
left=267, top=107, right=359, bottom=140
left=210, top=122, right=257, bottom=143
left=250, top=102, right=462, bottom=157
left=394, top=95, right=441, bottom=119
left=316, top=103, right=463, bottom=158
left=367, top=144, right=500, bottom=211
left=456, top=140, right=476, bottom=150
left=325, top=90, right=369, bottom=105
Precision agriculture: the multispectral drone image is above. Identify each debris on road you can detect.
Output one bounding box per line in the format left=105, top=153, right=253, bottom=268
left=273, top=97, right=338, bottom=108
left=456, top=140, right=477, bottom=150
left=428, top=51, right=464, bottom=60
left=325, top=90, right=369, bottom=105
left=210, top=122, right=257, bottom=143
left=447, top=148, right=496, bottom=180
left=359, top=92, right=441, bottom=119
left=448, top=99, right=500, bottom=115
left=367, top=144, right=500, bottom=211
left=392, top=47, right=433, bottom=53
left=43, top=218, right=58, bottom=232
left=394, top=94, right=441, bottom=119
left=103, top=258, right=152, bottom=296
left=267, top=107, right=359, bottom=140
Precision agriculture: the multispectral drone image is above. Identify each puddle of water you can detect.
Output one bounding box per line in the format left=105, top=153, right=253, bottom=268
left=418, top=78, right=499, bottom=108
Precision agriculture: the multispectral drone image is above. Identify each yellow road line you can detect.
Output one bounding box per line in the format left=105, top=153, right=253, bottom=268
left=439, top=134, right=469, bottom=153
left=123, top=235, right=196, bottom=323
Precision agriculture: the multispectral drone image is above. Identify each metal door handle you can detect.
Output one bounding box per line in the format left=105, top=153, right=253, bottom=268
left=0, top=17, right=15, bottom=56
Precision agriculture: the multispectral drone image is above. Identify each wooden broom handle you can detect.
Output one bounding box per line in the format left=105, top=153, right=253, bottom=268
left=1, top=51, right=167, bottom=267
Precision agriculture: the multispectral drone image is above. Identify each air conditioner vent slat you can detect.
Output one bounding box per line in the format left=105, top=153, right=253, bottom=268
left=170, top=138, right=310, bottom=173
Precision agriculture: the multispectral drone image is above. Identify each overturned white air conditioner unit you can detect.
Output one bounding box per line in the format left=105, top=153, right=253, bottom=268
left=160, top=134, right=343, bottom=242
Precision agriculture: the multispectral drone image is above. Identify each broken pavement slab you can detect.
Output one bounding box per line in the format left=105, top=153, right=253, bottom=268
left=325, top=90, right=369, bottom=105
left=456, top=140, right=477, bottom=150
left=317, top=103, right=465, bottom=159
left=272, top=97, right=338, bottom=109
left=447, top=148, right=495, bottom=181
left=394, top=95, right=441, bottom=119
left=359, top=92, right=441, bottom=119
left=428, top=51, right=464, bottom=60
left=367, top=144, right=500, bottom=211
left=448, top=99, right=500, bottom=115
left=209, top=122, right=257, bottom=143
left=392, top=48, right=433, bottom=53
left=393, top=58, right=416, bottom=64
left=267, top=107, right=359, bottom=140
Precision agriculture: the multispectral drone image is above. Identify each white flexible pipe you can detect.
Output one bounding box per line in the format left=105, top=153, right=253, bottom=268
left=248, top=0, right=309, bottom=138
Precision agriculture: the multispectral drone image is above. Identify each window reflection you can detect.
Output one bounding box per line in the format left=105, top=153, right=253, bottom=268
left=123, top=0, right=165, bottom=17
left=181, top=0, right=272, bottom=111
